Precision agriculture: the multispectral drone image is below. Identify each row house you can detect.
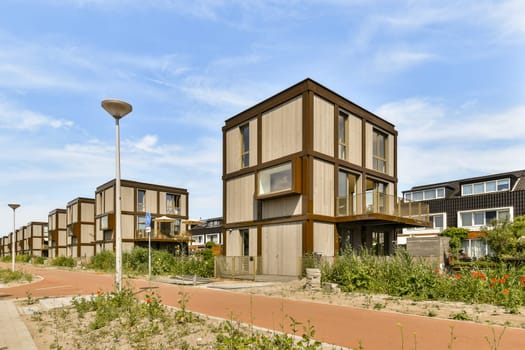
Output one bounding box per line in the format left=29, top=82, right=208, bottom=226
left=400, top=169, right=525, bottom=258
left=188, top=217, right=223, bottom=250
left=48, top=209, right=67, bottom=258
left=66, top=197, right=95, bottom=259
left=95, top=179, right=189, bottom=255
left=22, top=222, right=48, bottom=257
left=222, top=78, right=429, bottom=276
left=1, top=179, right=190, bottom=260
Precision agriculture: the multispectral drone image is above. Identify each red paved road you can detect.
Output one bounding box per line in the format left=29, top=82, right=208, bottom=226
left=2, top=264, right=524, bottom=350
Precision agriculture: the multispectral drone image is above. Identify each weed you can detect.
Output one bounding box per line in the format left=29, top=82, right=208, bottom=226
left=450, top=310, right=472, bottom=321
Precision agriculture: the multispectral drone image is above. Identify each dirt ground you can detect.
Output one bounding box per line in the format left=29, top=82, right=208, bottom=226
left=14, top=277, right=525, bottom=350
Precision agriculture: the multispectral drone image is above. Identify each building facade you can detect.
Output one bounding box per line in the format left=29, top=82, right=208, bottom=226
left=94, top=179, right=189, bottom=254
left=222, top=79, right=428, bottom=276
left=23, top=222, right=48, bottom=257
left=48, top=209, right=67, bottom=258
left=400, top=169, right=525, bottom=258
left=189, top=217, right=223, bottom=250
left=66, top=197, right=95, bottom=259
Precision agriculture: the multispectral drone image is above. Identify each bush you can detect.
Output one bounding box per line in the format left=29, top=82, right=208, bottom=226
left=322, top=250, right=525, bottom=312
left=51, top=256, right=76, bottom=268
left=32, top=256, right=45, bottom=265
left=0, top=268, right=33, bottom=283
left=89, top=250, right=115, bottom=271
left=16, top=254, right=31, bottom=263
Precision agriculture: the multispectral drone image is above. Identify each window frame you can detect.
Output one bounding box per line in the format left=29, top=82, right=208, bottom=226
left=338, top=110, right=348, bottom=160
left=137, top=189, right=146, bottom=212
left=404, top=187, right=446, bottom=202
left=256, top=158, right=302, bottom=199
left=458, top=207, right=513, bottom=228
left=240, top=124, right=250, bottom=168
left=372, top=129, right=387, bottom=173
left=461, top=178, right=511, bottom=196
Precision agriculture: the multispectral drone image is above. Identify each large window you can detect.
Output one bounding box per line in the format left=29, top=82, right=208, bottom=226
left=461, top=178, right=510, bottom=196
left=404, top=188, right=445, bottom=202
left=366, top=179, right=387, bottom=213
left=372, top=129, right=387, bottom=173
left=166, top=193, right=181, bottom=214
left=459, top=208, right=511, bottom=228
left=338, top=111, right=348, bottom=159
left=137, top=215, right=146, bottom=236
left=137, top=189, right=146, bottom=212
left=258, top=161, right=298, bottom=197
left=338, top=170, right=358, bottom=216
left=406, top=213, right=446, bottom=232
left=240, top=124, right=249, bottom=168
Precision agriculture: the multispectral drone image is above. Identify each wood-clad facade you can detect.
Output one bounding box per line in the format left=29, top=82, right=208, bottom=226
left=67, top=197, right=95, bottom=259
left=223, top=78, right=428, bottom=276
left=48, top=209, right=67, bottom=258
left=94, top=179, right=189, bottom=254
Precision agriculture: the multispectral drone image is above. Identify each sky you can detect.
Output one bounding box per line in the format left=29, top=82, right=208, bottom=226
left=0, top=0, right=524, bottom=235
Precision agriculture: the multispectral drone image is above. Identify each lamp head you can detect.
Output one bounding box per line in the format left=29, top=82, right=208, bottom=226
left=101, top=99, right=132, bottom=119
left=8, top=203, right=20, bottom=210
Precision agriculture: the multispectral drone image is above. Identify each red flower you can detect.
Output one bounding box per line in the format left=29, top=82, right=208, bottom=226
left=146, top=298, right=152, bottom=304
left=504, top=274, right=510, bottom=279
left=520, top=277, right=525, bottom=282
left=480, top=275, right=486, bottom=281
left=499, top=278, right=506, bottom=284
left=491, top=278, right=498, bottom=283
left=96, top=290, right=102, bottom=296
left=502, top=289, right=509, bottom=295
left=490, top=284, right=494, bottom=288
left=455, top=274, right=461, bottom=280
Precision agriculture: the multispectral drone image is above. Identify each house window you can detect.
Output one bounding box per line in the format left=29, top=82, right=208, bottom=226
left=166, top=193, right=180, bottom=214
left=137, top=216, right=146, bottom=236
left=338, top=170, right=358, bottom=216
left=100, top=215, right=109, bottom=230
left=137, top=189, right=146, bottom=212
left=338, top=111, right=348, bottom=159
left=240, top=124, right=249, bottom=168
left=431, top=214, right=445, bottom=230
left=174, top=219, right=181, bottom=234
left=103, top=230, right=113, bottom=241
left=366, top=178, right=387, bottom=213
left=240, top=229, right=249, bottom=256
left=258, top=162, right=294, bottom=196
left=459, top=208, right=511, bottom=228
left=461, top=178, right=510, bottom=196
left=372, top=129, right=387, bottom=173
left=160, top=222, right=172, bottom=236
left=404, top=188, right=446, bottom=202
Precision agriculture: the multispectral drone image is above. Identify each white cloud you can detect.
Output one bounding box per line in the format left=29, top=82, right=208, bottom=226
left=0, top=100, right=73, bottom=130
left=374, top=50, right=436, bottom=72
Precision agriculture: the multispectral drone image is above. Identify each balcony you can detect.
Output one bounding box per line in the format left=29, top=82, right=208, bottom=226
left=136, top=229, right=192, bottom=242
left=337, top=192, right=429, bottom=224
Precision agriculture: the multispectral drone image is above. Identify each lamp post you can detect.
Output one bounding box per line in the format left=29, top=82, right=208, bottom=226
left=8, top=203, right=20, bottom=272
left=101, top=99, right=132, bottom=292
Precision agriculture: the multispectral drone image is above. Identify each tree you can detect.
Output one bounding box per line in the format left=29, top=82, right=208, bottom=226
left=482, top=215, right=525, bottom=258
left=439, top=227, right=469, bottom=257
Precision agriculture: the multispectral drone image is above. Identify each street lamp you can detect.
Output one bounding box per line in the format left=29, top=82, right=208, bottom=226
left=8, top=203, right=20, bottom=272
left=101, top=99, right=132, bottom=292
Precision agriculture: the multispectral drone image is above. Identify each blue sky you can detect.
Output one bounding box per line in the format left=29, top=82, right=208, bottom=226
left=1, top=0, right=524, bottom=234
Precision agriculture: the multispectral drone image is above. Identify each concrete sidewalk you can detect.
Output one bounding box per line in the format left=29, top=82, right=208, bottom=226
left=0, top=299, right=38, bottom=350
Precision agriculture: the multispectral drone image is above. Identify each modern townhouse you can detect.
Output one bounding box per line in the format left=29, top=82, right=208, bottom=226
left=94, top=179, right=189, bottom=254
left=222, top=78, right=428, bottom=277
left=48, top=209, right=67, bottom=258
left=23, top=222, right=48, bottom=257
left=400, top=169, right=525, bottom=258
left=66, top=197, right=95, bottom=259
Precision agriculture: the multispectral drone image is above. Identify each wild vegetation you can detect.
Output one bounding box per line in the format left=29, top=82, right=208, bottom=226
left=88, top=246, right=215, bottom=277
left=321, top=250, right=525, bottom=313
left=28, top=287, right=324, bottom=350
left=0, top=267, right=33, bottom=284
left=482, top=215, right=525, bottom=258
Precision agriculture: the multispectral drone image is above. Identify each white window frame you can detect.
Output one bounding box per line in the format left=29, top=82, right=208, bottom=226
left=458, top=207, right=513, bottom=229
left=404, top=188, right=446, bottom=202
left=404, top=212, right=447, bottom=234
left=461, top=178, right=510, bottom=196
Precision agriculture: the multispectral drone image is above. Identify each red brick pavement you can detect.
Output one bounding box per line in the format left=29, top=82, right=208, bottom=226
left=1, top=264, right=524, bottom=350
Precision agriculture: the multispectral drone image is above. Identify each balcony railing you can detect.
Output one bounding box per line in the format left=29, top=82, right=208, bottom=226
left=136, top=230, right=191, bottom=241
left=337, top=192, right=429, bottom=222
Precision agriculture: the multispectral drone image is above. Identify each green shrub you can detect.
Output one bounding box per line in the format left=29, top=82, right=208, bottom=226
left=16, top=254, right=31, bottom=263
left=51, top=256, right=76, bottom=268
left=1, top=255, right=12, bottom=263
left=89, top=251, right=115, bottom=271
left=32, top=256, right=45, bottom=265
